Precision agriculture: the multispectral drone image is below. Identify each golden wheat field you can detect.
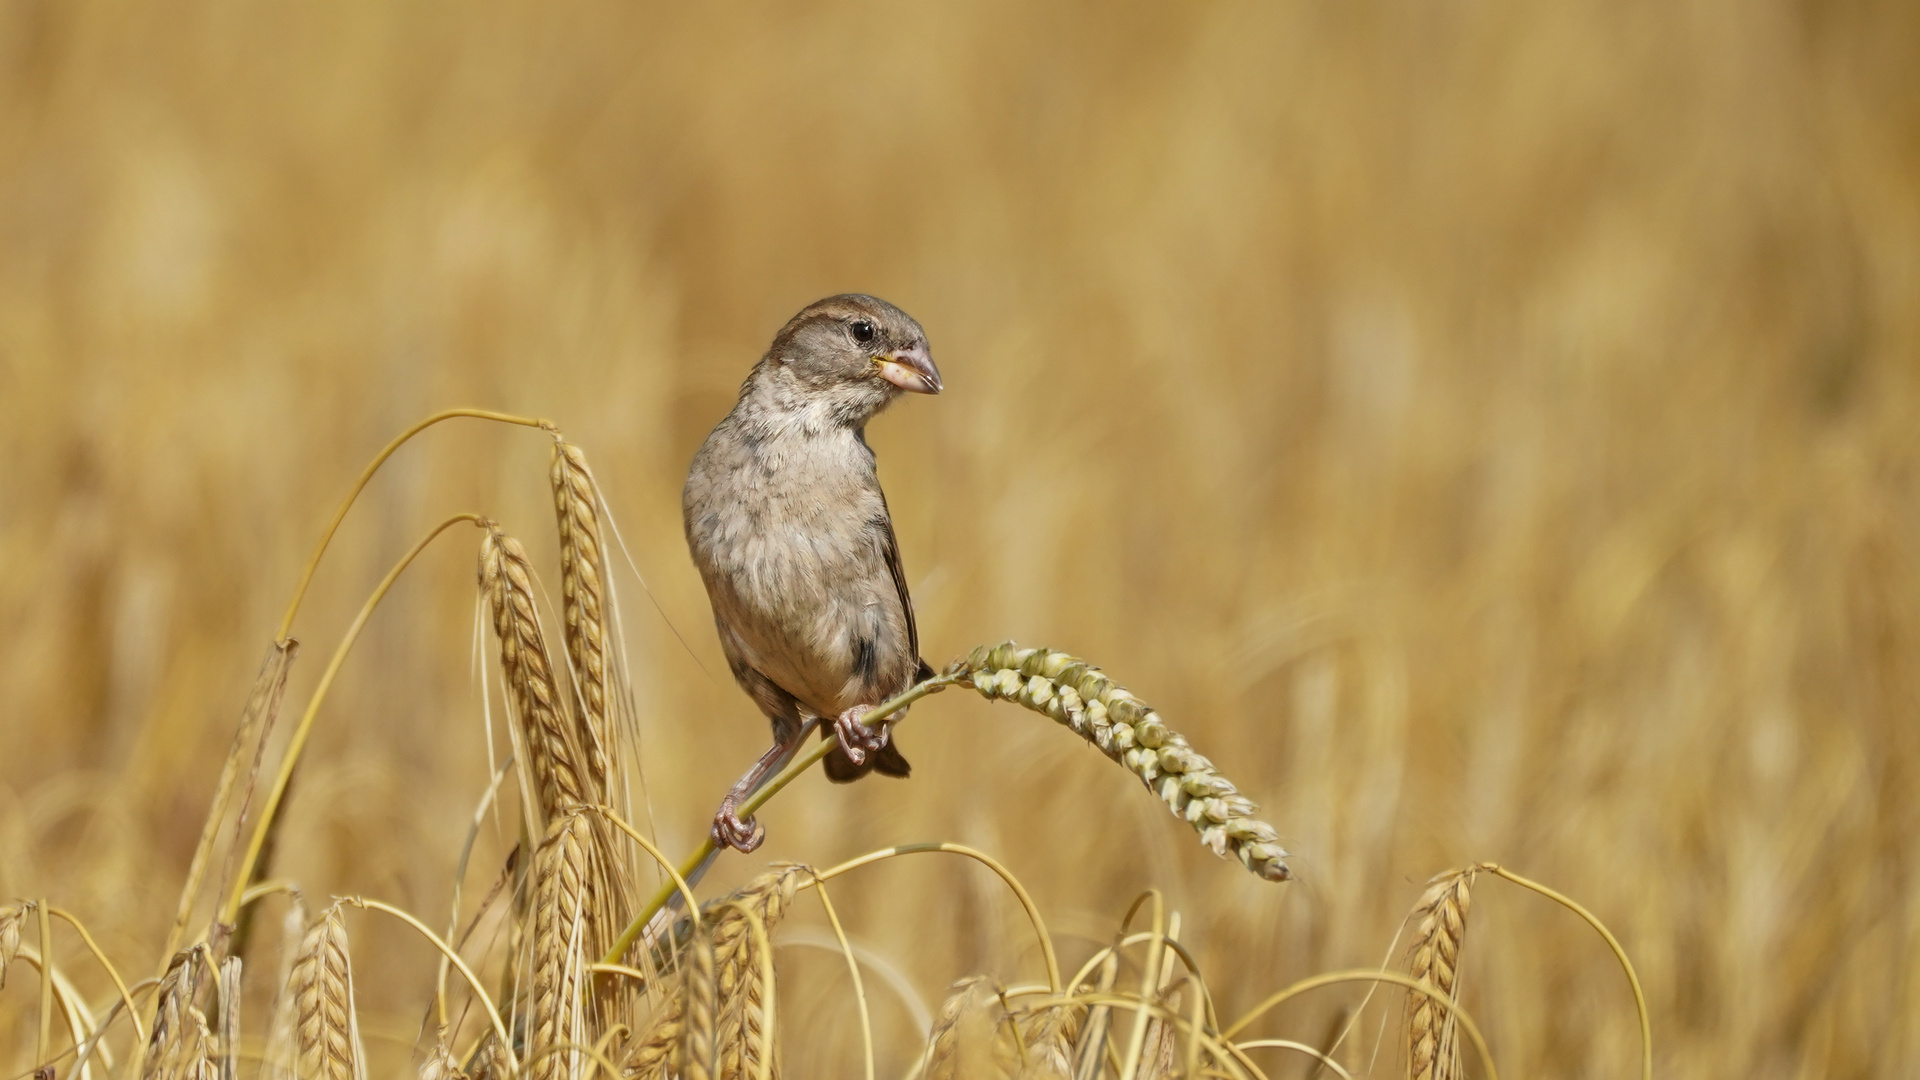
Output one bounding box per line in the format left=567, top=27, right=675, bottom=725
left=1, top=1, right=1917, bottom=1078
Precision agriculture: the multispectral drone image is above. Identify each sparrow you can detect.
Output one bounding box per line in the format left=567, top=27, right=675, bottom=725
left=684, top=294, right=943, bottom=853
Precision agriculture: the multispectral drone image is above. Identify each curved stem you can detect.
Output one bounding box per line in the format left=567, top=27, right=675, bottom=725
left=223, top=514, right=487, bottom=926
left=275, top=409, right=549, bottom=641
left=1482, top=863, right=1651, bottom=1080
left=48, top=908, right=144, bottom=1045
left=1221, top=970, right=1497, bottom=1080
left=811, top=842, right=1061, bottom=993
left=598, top=675, right=957, bottom=965
left=807, top=875, right=873, bottom=1080
left=345, top=898, right=516, bottom=1072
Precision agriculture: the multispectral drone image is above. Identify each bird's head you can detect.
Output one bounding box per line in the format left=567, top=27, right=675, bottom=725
left=757, top=294, right=942, bottom=425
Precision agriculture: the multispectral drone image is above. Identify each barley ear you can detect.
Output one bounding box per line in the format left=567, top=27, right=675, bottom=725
left=420, top=1030, right=469, bottom=1080
left=481, top=523, right=592, bottom=822
left=530, top=812, right=593, bottom=1080
left=0, top=901, right=28, bottom=991
left=289, top=902, right=365, bottom=1080
left=144, top=949, right=216, bottom=1080
left=680, top=930, right=718, bottom=1080
left=1018, top=1003, right=1079, bottom=1080
left=711, top=865, right=803, bottom=1080
left=464, top=1033, right=511, bottom=1080
left=1407, top=869, right=1475, bottom=1080
left=924, top=977, right=1010, bottom=1080
left=952, top=643, right=1291, bottom=883
left=625, top=987, right=685, bottom=1080
left=550, top=438, right=613, bottom=797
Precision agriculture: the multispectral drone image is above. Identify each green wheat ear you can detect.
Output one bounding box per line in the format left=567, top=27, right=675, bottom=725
left=950, top=642, right=1292, bottom=883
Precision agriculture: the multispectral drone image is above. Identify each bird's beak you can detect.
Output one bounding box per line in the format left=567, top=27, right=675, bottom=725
left=873, top=346, right=943, bottom=395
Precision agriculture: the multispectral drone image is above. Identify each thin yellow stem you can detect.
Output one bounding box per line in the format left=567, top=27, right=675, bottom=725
left=345, top=898, right=516, bottom=1072
left=223, top=514, right=486, bottom=926
left=598, top=675, right=958, bottom=965
left=1482, top=863, right=1651, bottom=1080
left=1221, top=970, right=1497, bottom=1080
left=35, top=900, right=52, bottom=1068
left=585, top=805, right=703, bottom=929
left=808, top=876, right=874, bottom=1080
left=812, top=842, right=1061, bottom=994
left=48, top=908, right=144, bottom=1045
left=276, top=409, right=549, bottom=641
left=1115, top=891, right=1166, bottom=1080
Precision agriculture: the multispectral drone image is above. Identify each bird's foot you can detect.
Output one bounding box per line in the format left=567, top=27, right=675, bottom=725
left=710, top=795, right=765, bottom=854
left=833, top=704, right=891, bottom=767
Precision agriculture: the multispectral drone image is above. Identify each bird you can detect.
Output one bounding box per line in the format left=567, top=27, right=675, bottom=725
left=683, top=293, right=942, bottom=853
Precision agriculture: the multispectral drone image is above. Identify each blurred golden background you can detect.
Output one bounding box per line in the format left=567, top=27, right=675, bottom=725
left=2, top=1, right=1917, bottom=1076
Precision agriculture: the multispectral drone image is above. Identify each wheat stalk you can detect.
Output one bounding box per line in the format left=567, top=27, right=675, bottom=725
left=531, top=812, right=593, bottom=1080
left=289, top=902, right=363, bottom=1080
left=551, top=437, right=613, bottom=799
left=1406, top=869, right=1475, bottom=1080
left=481, top=523, right=592, bottom=822
left=951, top=643, right=1291, bottom=883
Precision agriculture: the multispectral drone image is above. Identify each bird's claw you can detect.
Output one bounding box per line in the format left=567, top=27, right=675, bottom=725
left=833, top=704, right=891, bottom=766
left=711, top=798, right=765, bottom=853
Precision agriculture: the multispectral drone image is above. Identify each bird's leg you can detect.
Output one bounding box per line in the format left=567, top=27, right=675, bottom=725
left=832, top=703, right=892, bottom=767
left=709, top=719, right=819, bottom=853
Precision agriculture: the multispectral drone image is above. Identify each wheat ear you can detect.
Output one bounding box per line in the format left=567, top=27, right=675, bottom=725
left=289, top=902, right=364, bottom=1080
left=712, top=866, right=803, bottom=1080
left=420, top=1030, right=469, bottom=1080
left=143, top=948, right=216, bottom=1080
left=550, top=438, right=613, bottom=798
left=924, top=977, right=1013, bottom=1080
left=952, top=643, right=1291, bottom=882
left=680, top=930, right=719, bottom=1080
left=481, top=523, right=592, bottom=821
left=531, top=811, right=593, bottom=1080
left=465, top=1033, right=511, bottom=1080
left=1407, top=869, right=1475, bottom=1080
left=1018, top=1002, right=1079, bottom=1080
left=0, top=901, right=28, bottom=991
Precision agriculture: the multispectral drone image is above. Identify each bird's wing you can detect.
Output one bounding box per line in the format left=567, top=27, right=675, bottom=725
left=875, top=494, right=921, bottom=665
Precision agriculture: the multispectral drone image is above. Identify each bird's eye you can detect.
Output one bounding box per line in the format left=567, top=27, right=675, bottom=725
left=850, top=320, right=876, bottom=345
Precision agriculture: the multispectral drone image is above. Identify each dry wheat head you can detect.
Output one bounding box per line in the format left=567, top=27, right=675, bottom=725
left=1406, top=869, right=1475, bottom=1080
left=143, top=948, right=216, bottom=1080
left=531, top=811, right=594, bottom=1080
left=288, top=902, right=363, bottom=1080
left=550, top=438, right=613, bottom=797
left=0, top=901, right=28, bottom=992
left=419, top=1031, right=470, bottom=1080
left=481, top=523, right=593, bottom=822
left=712, top=865, right=804, bottom=1080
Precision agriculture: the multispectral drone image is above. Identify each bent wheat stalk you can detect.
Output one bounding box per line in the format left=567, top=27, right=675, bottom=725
left=224, top=514, right=487, bottom=927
